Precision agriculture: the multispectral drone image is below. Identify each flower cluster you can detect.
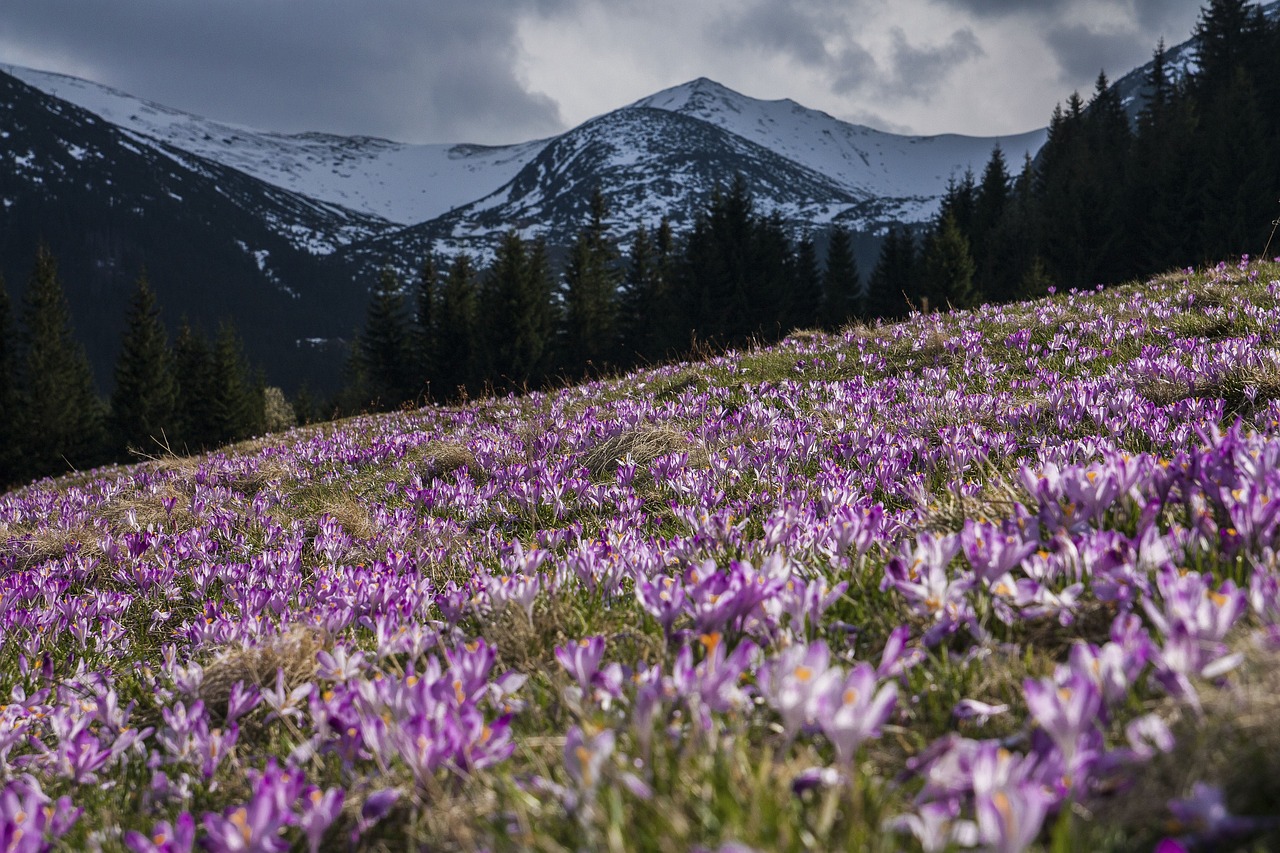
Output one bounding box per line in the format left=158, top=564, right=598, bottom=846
left=2, top=259, right=1280, bottom=848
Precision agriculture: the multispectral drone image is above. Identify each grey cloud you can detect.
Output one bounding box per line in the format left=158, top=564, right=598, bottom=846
left=0, top=0, right=566, bottom=143
left=713, top=1, right=981, bottom=105
left=711, top=0, right=849, bottom=68
left=829, top=44, right=882, bottom=96
left=1043, top=24, right=1151, bottom=84
left=881, top=27, right=984, bottom=99
left=929, top=0, right=1076, bottom=18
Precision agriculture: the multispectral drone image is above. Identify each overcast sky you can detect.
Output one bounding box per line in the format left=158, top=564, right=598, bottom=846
left=0, top=0, right=1209, bottom=145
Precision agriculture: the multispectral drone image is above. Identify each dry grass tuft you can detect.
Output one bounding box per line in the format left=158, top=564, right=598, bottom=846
left=200, top=625, right=328, bottom=720
left=412, top=441, right=481, bottom=482
left=581, top=425, right=710, bottom=482
left=1137, top=360, right=1280, bottom=417
left=2, top=523, right=103, bottom=572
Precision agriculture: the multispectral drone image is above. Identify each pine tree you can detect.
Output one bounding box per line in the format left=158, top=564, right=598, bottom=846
left=1082, top=71, right=1133, bottom=281
left=648, top=218, right=684, bottom=356
left=972, top=145, right=1011, bottom=296
left=748, top=212, right=792, bottom=340
left=787, top=235, right=823, bottom=330
left=822, top=225, right=861, bottom=328
left=920, top=212, right=977, bottom=310
left=360, top=267, right=415, bottom=409
left=172, top=320, right=215, bottom=451
left=865, top=226, right=917, bottom=320
left=618, top=224, right=657, bottom=363
left=109, top=273, right=177, bottom=456
left=987, top=154, right=1043, bottom=303
left=681, top=176, right=757, bottom=345
left=483, top=232, right=556, bottom=390
left=1128, top=40, right=1196, bottom=272
left=937, top=171, right=978, bottom=244
left=413, top=255, right=441, bottom=400
left=561, top=190, right=621, bottom=373
left=0, top=276, right=17, bottom=488
left=16, top=245, right=105, bottom=479
left=1036, top=94, right=1093, bottom=288
left=208, top=322, right=260, bottom=445
left=1192, top=0, right=1269, bottom=96
left=437, top=253, right=481, bottom=398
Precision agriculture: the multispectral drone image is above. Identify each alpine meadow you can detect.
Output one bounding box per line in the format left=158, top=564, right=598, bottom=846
left=3, top=1, right=1280, bottom=852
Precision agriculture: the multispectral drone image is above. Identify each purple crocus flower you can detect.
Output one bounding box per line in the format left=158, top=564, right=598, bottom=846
left=123, top=813, right=196, bottom=853
left=818, top=662, right=897, bottom=763
left=564, top=725, right=615, bottom=797
left=970, top=742, right=1053, bottom=853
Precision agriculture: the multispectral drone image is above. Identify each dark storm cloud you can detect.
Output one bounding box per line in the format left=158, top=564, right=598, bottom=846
left=715, top=1, right=837, bottom=68
left=929, top=0, right=1082, bottom=19
left=0, top=0, right=568, bottom=143
left=713, top=1, right=982, bottom=104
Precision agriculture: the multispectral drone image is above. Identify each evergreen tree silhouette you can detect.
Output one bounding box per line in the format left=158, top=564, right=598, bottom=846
left=822, top=225, right=861, bottom=328
left=0, top=276, right=17, bottom=487
left=561, top=189, right=621, bottom=373
left=788, top=235, right=823, bottom=329
left=413, top=254, right=441, bottom=400
left=109, top=272, right=177, bottom=457
left=360, top=267, right=415, bottom=408
left=16, top=245, right=105, bottom=480
left=172, top=319, right=215, bottom=451
left=865, top=226, right=917, bottom=320
left=920, top=212, right=977, bottom=310
left=972, top=145, right=1011, bottom=297
left=209, top=322, right=260, bottom=444
left=437, top=253, right=481, bottom=399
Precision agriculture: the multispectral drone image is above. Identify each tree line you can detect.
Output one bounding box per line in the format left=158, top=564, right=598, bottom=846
left=0, top=246, right=293, bottom=489
left=5, top=1, right=1274, bottom=485
left=343, top=185, right=866, bottom=408
left=868, top=0, right=1280, bottom=314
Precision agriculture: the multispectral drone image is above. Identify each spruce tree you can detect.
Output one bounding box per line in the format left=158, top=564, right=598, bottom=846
left=208, top=322, right=259, bottom=445
left=360, top=267, right=415, bottom=409
left=822, top=225, right=861, bottom=328
left=972, top=145, right=1011, bottom=296
left=0, top=276, right=17, bottom=488
left=788, top=235, right=823, bottom=330
left=649, top=218, right=684, bottom=356
left=618, top=224, right=656, bottom=364
left=987, top=155, right=1043, bottom=303
left=1036, top=95, right=1092, bottom=288
left=682, top=176, right=756, bottom=344
left=1083, top=71, right=1132, bottom=281
left=560, top=190, right=621, bottom=373
left=437, top=253, right=481, bottom=398
left=865, top=226, right=917, bottom=320
left=413, top=255, right=440, bottom=400
left=1128, top=40, right=1195, bottom=272
left=920, top=212, right=977, bottom=310
left=748, top=212, right=792, bottom=340
left=172, top=320, right=215, bottom=452
left=16, top=245, right=105, bottom=479
left=483, top=232, right=556, bottom=390
left=109, top=273, right=177, bottom=456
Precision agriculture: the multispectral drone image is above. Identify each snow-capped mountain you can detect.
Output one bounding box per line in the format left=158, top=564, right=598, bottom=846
left=2, top=65, right=1045, bottom=261
left=632, top=78, right=1046, bottom=224
left=0, top=5, right=1241, bottom=392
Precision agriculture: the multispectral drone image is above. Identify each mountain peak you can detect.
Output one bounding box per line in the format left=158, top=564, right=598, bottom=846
left=630, top=77, right=749, bottom=114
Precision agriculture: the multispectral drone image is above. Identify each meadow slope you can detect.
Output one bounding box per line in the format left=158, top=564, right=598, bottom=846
left=4, top=260, right=1280, bottom=851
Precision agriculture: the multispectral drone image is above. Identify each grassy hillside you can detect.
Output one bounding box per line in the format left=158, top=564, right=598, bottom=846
left=4, top=259, right=1280, bottom=851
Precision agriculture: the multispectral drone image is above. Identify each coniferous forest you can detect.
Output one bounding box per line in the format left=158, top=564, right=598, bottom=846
left=2, top=0, right=1279, bottom=490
